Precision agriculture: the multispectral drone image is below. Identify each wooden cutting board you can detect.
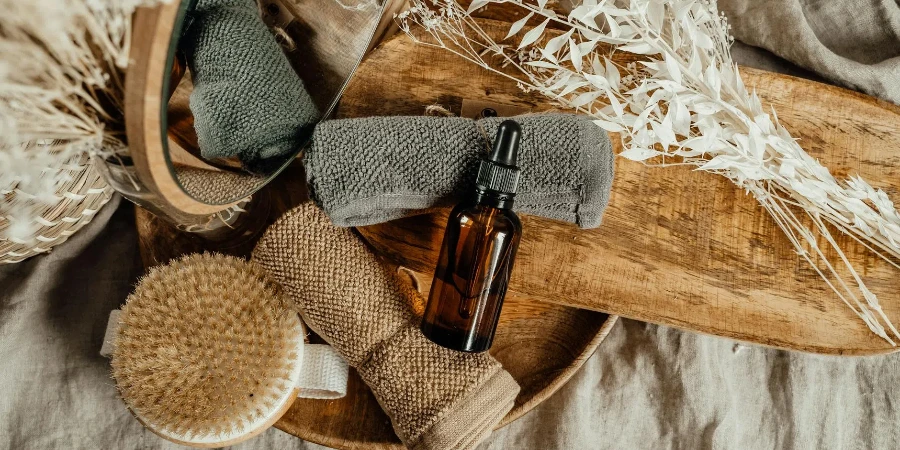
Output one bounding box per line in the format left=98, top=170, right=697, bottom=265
left=344, top=20, right=900, bottom=355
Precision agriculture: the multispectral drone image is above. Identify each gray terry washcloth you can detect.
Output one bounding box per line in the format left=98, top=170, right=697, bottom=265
left=181, top=0, right=318, bottom=174
left=304, top=114, right=615, bottom=229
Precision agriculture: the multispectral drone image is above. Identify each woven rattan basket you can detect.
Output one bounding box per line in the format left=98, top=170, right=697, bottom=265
left=0, top=157, right=114, bottom=264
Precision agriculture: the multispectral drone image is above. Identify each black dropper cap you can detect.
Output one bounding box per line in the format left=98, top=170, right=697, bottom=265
left=475, top=120, right=521, bottom=209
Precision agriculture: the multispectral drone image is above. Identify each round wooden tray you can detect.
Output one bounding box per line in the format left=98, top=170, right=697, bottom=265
left=137, top=196, right=618, bottom=450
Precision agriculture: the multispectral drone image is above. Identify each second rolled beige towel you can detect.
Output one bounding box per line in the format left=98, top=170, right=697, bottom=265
left=252, top=202, right=519, bottom=450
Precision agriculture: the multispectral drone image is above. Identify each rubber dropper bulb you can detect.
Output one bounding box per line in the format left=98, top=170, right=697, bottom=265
left=489, top=120, right=522, bottom=167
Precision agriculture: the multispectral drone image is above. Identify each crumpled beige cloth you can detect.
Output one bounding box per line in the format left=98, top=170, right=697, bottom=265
left=719, top=0, right=900, bottom=104
left=483, top=320, right=900, bottom=450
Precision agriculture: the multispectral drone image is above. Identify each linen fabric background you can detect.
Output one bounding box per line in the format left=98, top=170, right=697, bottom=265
left=1, top=0, right=898, bottom=448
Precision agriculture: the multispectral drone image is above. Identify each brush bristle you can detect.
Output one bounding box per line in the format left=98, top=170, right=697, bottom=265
left=111, top=253, right=303, bottom=441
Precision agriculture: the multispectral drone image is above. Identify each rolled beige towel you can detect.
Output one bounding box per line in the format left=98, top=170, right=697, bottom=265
left=252, top=202, right=519, bottom=450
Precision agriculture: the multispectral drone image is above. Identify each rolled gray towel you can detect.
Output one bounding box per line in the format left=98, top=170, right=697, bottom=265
left=304, top=114, right=615, bottom=228
left=181, top=0, right=319, bottom=174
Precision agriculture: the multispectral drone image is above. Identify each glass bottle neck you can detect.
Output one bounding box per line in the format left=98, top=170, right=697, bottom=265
left=474, top=188, right=515, bottom=210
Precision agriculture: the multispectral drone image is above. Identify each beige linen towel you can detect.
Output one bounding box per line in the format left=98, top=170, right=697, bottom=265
left=719, top=0, right=900, bottom=104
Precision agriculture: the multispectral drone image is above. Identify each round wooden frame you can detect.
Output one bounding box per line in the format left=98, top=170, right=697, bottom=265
left=122, top=1, right=241, bottom=221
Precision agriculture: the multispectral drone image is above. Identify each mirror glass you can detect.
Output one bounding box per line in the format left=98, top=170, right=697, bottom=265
left=163, top=0, right=388, bottom=205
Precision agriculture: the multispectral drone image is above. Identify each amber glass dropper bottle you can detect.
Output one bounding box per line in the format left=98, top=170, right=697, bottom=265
left=421, top=120, right=523, bottom=353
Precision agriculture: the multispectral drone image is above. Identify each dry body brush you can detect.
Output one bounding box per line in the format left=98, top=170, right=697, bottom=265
left=111, top=253, right=305, bottom=447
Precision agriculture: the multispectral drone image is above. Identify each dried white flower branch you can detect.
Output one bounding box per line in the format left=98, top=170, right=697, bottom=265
left=398, top=0, right=900, bottom=343
left=0, top=0, right=164, bottom=243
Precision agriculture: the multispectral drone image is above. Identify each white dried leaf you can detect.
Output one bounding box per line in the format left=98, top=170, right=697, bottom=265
left=647, top=1, right=665, bottom=30
left=705, top=65, right=721, bottom=98
left=591, top=54, right=604, bottom=75
left=542, top=29, right=573, bottom=58
left=584, top=73, right=608, bottom=89
left=673, top=1, right=693, bottom=20
left=651, top=116, right=675, bottom=149
left=638, top=60, right=660, bottom=71
left=540, top=47, right=559, bottom=63
left=545, top=71, right=573, bottom=91
left=633, top=102, right=654, bottom=129
left=688, top=48, right=702, bottom=75
left=604, top=58, right=620, bottom=91
left=679, top=135, right=714, bottom=154
left=605, top=13, right=620, bottom=38
left=525, top=60, right=560, bottom=69
left=570, top=90, right=602, bottom=107
left=854, top=215, right=875, bottom=237
left=577, top=40, right=598, bottom=56
left=579, top=27, right=602, bottom=41
left=593, top=119, right=625, bottom=132
left=467, top=0, right=490, bottom=14
left=506, top=12, right=534, bottom=40
left=602, top=5, right=633, bottom=17
left=519, top=18, right=550, bottom=49
left=701, top=154, right=741, bottom=171
left=664, top=53, right=682, bottom=84
left=695, top=30, right=714, bottom=49
left=620, top=147, right=660, bottom=161
left=673, top=146, right=709, bottom=158
left=671, top=96, right=691, bottom=135
left=569, top=38, right=583, bottom=72
left=671, top=22, right=682, bottom=49
left=559, top=80, right=589, bottom=96
left=605, top=87, right=625, bottom=116
left=618, top=112, right=639, bottom=128
left=571, top=3, right=604, bottom=25
left=748, top=125, right=766, bottom=160
left=692, top=101, right=722, bottom=115
left=618, top=42, right=656, bottom=54
left=646, top=88, right=670, bottom=110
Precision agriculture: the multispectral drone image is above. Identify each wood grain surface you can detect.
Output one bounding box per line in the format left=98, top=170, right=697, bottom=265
left=343, top=20, right=900, bottom=356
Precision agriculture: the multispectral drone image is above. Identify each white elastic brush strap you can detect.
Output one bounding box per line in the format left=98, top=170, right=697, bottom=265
left=101, top=310, right=349, bottom=445
left=298, top=344, right=349, bottom=399
left=99, top=309, right=120, bottom=358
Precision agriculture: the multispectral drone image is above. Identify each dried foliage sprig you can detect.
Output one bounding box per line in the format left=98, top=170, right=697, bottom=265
left=398, top=0, right=900, bottom=343
left=0, top=0, right=163, bottom=243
